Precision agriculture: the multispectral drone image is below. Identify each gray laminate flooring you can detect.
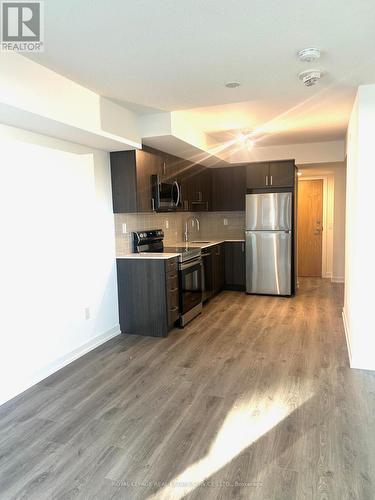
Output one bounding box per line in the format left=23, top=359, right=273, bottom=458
left=1, top=278, right=375, bottom=500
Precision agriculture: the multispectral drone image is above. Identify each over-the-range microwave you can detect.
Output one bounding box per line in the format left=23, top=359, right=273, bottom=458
left=151, top=175, right=181, bottom=211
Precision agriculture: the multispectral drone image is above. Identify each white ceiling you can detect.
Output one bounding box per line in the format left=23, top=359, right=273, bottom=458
left=28, top=0, right=375, bottom=147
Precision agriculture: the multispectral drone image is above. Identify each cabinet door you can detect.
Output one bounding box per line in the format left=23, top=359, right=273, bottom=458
left=212, top=244, right=225, bottom=294
left=110, top=151, right=138, bottom=213
left=224, top=241, right=246, bottom=289
left=212, top=166, right=246, bottom=210
left=246, top=162, right=269, bottom=189
left=269, top=161, right=295, bottom=188
left=136, top=150, right=163, bottom=212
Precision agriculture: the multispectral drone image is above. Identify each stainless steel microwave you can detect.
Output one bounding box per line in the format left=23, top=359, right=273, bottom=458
left=151, top=175, right=181, bottom=211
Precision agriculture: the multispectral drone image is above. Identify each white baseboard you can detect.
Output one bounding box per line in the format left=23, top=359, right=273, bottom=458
left=341, top=310, right=375, bottom=371
left=0, top=325, right=121, bottom=407
left=332, top=276, right=345, bottom=283
left=342, top=309, right=352, bottom=366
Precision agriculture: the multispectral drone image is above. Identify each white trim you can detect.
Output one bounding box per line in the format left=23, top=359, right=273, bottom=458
left=332, top=276, right=345, bottom=283
left=342, top=308, right=352, bottom=367
left=0, top=325, right=121, bottom=407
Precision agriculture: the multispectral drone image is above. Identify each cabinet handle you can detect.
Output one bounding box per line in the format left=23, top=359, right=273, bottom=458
left=265, top=175, right=269, bottom=186
left=162, top=161, right=166, bottom=175
left=151, top=198, right=155, bottom=211
left=170, top=306, right=179, bottom=312
left=169, top=287, right=179, bottom=292
left=241, top=242, right=245, bottom=252
left=270, top=175, right=273, bottom=186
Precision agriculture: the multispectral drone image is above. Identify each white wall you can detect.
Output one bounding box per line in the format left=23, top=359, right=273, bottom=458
left=0, top=124, right=120, bottom=405
left=344, top=85, right=375, bottom=370
left=0, top=53, right=141, bottom=150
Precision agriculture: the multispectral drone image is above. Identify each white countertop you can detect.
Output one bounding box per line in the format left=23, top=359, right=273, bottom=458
left=117, top=239, right=245, bottom=259
left=117, top=252, right=180, bottom=260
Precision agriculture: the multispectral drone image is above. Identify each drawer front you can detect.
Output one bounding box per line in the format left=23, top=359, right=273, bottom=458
left=165, top=258, right=178, bottom=273
left=168, top=288, right=179, bottom=309
left=167, top=289, right=180, bottom=326
left=166, top=274, right=179, bottom=293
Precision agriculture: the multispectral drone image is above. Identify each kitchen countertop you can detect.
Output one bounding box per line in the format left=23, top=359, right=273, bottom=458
left=117, top=239, right=245, bottom=259
left=117, top=252, right=180, bottom=260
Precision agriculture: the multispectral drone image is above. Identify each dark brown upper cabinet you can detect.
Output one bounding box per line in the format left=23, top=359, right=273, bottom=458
left=181, top=164, right=212, bottom=212
left=212, top=165, right=246, bottom=211
left=111, top=149, right=165, bottom=213
left=246, top=160, right=295, bottom=190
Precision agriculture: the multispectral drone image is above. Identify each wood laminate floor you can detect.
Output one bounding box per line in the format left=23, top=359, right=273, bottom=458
left=1, top=278, right=375, bottom=500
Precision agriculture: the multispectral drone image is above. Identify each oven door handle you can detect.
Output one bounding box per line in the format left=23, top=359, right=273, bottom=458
left=179, top=258, right=202, bottom=271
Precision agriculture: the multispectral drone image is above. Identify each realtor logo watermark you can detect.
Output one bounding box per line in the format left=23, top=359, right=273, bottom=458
left=1, top=1, right=44, bottom=51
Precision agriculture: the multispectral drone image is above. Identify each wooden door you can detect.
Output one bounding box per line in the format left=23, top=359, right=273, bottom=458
left=297, top=179, right=323, bottom=276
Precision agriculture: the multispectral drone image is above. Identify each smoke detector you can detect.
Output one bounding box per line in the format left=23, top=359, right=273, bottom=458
left=298, top=69, right=322, bottom=87
left=298, top=47, right=320, bottom=62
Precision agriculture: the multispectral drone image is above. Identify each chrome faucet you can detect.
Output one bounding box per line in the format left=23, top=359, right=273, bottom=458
left=184, top=216, right=200, bottom=243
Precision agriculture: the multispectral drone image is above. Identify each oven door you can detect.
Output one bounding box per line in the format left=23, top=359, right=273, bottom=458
left=179, top=258, right=203, bottom=315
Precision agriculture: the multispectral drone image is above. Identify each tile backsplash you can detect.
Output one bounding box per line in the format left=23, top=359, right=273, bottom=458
left=114, top=211, right=245, bottom=255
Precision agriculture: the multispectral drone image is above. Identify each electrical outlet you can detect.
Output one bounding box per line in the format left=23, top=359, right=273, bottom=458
left=122, top=223, right=127, bottom=234
left=84, top=307, right=90, bottom=320
left=223, top=218, right=228, bottom=226
left=165, top=220, right=169, bottom=229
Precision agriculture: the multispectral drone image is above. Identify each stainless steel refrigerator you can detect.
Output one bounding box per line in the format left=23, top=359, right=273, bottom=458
left=245, top=192, right=292, bottom=296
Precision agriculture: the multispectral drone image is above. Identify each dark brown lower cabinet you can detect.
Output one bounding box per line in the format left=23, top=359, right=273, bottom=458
left=212, top=243, right=225, bottom=295
left=224, top=241, right=246, bottom=290
left=116, top=257, right=179, bottom=337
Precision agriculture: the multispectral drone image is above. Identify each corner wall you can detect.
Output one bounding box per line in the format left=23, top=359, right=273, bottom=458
left=344, top=85, right=375, bottom=370
left=0, top=124, right=120, bottom=405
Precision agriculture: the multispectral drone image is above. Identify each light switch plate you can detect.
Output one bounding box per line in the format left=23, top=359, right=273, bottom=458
left=122, top=223, right=127, bottom=234
left=223, top=218, right=228, bottom=226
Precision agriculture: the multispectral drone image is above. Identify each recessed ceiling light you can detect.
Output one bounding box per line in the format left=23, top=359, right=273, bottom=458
left=246, top=138, right=255, bottom=150
left=225, top=81, right=241, bottom=88
left=237, top=131, right=255, bottom=150
left=237, top=132, right=248, bottom=142
left=298, top=47, right=321, bottom=62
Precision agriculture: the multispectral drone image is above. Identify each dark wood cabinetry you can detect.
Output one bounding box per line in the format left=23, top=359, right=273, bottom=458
left=111, top=146, right=296, bottom=214
left=246, top=160, right=295, bottom=190
left=212, top=166, right=246, bottom=211
left=181, top=164, right=212, bottom=212
left=111, top=149, right=164, bottom=213
left=116, top=257, right=179, bottom=337
left=224, top=241, right=246, bottom=290
left=211, top=243, right=225, bottom=295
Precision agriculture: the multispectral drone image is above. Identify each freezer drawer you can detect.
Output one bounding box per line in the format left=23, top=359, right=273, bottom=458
left=246, top=192, right=292, bottom=230
left=246, top=230, right=291, bottom=295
